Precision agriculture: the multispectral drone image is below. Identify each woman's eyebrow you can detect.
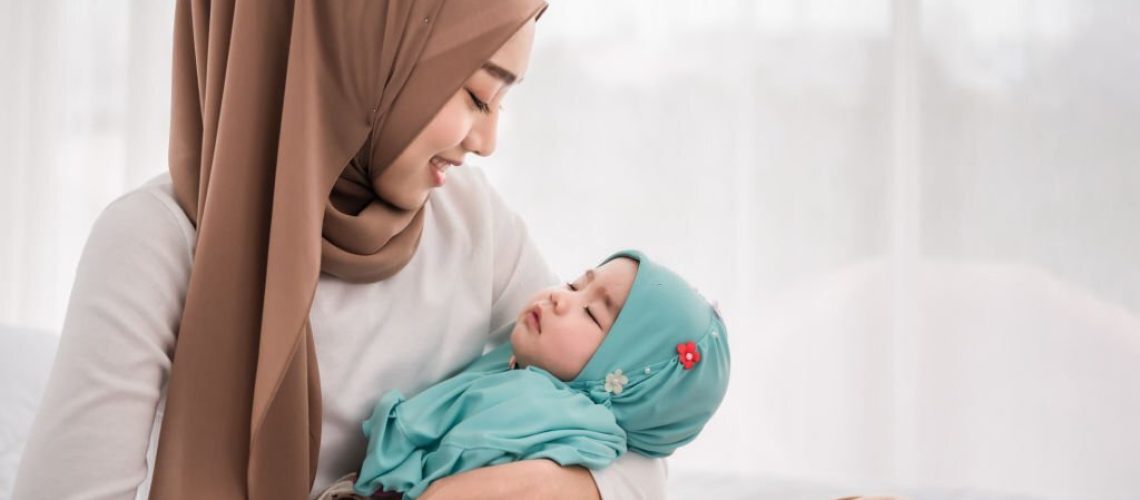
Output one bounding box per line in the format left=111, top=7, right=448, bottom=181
left=481, top=61, right=521, bottom=85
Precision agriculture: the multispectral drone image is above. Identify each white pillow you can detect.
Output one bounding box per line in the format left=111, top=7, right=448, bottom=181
left=0, top=325, right=58, bottom=500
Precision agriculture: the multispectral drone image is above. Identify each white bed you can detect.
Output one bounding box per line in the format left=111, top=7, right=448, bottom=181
left=663, top=468, right=1053, bottom=500
left=1, top=326, right=58, bottom=500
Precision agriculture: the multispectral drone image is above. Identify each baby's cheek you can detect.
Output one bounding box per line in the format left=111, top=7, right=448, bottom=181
left=508, top=326, right=533, bottom=361
left=566, top=341, right=597, bottom=374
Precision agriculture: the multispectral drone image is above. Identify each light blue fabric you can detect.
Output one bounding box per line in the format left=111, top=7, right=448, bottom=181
left=354, top=249, right=731, bottom=498
left=353, top=340, right=626, bottom=499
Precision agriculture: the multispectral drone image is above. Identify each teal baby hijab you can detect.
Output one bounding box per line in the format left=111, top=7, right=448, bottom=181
left=354, top=250, right=731, bottom=498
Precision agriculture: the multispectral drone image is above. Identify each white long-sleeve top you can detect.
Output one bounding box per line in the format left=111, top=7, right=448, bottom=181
left=11, top=166, right=667, bottom=500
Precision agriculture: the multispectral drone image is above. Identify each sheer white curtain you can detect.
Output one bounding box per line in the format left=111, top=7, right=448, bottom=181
left=2, top=1, right=1137, bottom=499
left=0, top=0, right=175, bottom=330
left=486, top=1, right=1140, bottom=498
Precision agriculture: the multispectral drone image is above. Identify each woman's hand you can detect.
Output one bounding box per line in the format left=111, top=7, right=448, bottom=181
left=418, top=459, right=601, bottom=500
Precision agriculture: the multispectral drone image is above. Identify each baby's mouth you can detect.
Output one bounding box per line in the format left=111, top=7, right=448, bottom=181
left=528, top=306, right=542, bottom=334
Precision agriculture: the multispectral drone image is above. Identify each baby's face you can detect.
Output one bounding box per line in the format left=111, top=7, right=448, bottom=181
left=510, top=257, right=638, bottom=381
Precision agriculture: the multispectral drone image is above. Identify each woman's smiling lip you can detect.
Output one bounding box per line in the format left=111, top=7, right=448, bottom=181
left=429, top=156, right=462, bottom=187
left=434, top=155, right=463, bottom=167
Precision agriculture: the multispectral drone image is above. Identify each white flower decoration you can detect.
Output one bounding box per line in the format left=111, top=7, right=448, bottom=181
left=692, top=285, right=724, bottom=321
left=604, top=368, right=629, bottom=395
left=709, top=299, right=726, bottom=323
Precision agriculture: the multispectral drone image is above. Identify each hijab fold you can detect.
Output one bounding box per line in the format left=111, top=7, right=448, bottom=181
left=152, top=1, right=548, bottom=498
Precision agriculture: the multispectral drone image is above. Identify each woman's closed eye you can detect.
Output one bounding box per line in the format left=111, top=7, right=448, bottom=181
left=566, top=282, right=601, bottom=328
left=465, top=88, right=490, bottom=114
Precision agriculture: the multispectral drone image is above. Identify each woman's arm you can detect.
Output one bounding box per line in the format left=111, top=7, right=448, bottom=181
left=417, top=451, right=669, bottom=500
left=479, top=169, right=670, bottom=499
left=12, top=188, right=191, bottom=499
left=419, top=460, right=599, bottom=500
left=418, top=453, right=669, bottom=500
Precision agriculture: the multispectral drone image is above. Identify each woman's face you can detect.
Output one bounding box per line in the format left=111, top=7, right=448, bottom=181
left=375, top=18, right=537, bottom=210
left=510, top=257, right=640, bottom=381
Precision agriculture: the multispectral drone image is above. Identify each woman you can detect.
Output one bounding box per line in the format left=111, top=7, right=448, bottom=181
left=11, top=1, right=666, bottom=499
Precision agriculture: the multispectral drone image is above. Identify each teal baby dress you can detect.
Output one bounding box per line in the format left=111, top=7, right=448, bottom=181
left=354, top=249, right=731, bottom=498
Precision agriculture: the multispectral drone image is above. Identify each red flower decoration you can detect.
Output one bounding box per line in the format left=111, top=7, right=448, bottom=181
left=676, top=341, right=701, bottom=370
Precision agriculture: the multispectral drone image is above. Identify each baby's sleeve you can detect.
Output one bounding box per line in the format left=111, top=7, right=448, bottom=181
left=356, top=370, right=627, bottom=499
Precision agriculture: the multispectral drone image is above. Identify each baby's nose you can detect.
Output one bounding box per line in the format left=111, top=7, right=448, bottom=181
left=549, top=290, right=566, bottom=312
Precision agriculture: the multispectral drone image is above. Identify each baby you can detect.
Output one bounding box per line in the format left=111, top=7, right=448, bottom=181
left=318, top=249, right=731, bottom=499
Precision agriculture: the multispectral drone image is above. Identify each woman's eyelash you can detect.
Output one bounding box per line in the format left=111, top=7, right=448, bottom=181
left=566, top=282, right=601, bottom=328
left=466, top=89, right=490, bottom=114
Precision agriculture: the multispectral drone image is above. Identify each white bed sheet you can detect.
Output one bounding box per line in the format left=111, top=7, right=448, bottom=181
left=0, top=326, right=58, bottom=500
left=666, top=469, right=1055, bottom=500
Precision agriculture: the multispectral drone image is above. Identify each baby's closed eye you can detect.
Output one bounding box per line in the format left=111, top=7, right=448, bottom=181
left=566, top=281, right=602, bottom=328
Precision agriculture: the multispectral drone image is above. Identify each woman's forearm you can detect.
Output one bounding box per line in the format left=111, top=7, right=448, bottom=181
left=419, top=459, right=601, bottom=500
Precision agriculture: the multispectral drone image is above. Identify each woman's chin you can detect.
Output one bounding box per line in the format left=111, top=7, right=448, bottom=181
left=408, top=189, right=430, bottom=208
left=375, top=182, right=429, bottom=210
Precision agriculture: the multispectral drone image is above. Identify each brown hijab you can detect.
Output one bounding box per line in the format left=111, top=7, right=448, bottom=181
left=150, top=1, right=548, bottom=498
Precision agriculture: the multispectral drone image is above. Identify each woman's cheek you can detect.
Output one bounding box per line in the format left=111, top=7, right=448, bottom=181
left=424, top=93, right=473, bottom=146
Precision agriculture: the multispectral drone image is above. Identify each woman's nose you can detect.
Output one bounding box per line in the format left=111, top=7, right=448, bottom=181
left=461, top=111, right=498, bottom=157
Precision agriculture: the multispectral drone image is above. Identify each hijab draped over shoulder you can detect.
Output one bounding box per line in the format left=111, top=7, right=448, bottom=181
left=150, top=1, right=547, bottom=498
